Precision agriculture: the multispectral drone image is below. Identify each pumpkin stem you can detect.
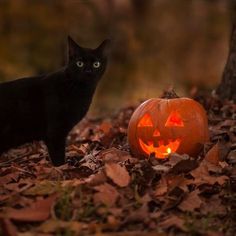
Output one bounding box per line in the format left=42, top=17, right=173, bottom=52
left=161, top=89, right=179, bottom=99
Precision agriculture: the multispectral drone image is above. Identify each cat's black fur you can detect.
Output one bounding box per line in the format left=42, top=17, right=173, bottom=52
left=0, top=36, right=109, bottom=166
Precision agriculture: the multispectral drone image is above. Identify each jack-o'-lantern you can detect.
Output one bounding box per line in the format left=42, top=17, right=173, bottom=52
left=128, top=95, right=209, bottom=159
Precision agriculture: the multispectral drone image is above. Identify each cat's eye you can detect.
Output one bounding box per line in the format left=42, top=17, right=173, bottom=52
left=76, top=61, right=84, bottom=68
left=93, top=61, right=101, bottom=68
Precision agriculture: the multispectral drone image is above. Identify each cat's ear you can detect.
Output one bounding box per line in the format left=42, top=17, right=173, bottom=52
left=96, top=39, right=111, bottom=58
left=68, top=36, right=80, bottom=60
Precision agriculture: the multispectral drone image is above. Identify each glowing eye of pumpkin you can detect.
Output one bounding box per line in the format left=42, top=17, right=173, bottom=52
left=165, top=111, right=184, bottom=127
left=138, top=113, right=153, bottom=127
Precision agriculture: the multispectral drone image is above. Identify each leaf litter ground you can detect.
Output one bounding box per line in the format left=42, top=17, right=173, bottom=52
left=0, top=92, right=236, bottom=236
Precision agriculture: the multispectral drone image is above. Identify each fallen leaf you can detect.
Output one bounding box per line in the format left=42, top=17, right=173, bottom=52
left=205, top=143, right=220, bottom=165
left=6, top=194, right=57, bottom=222
left=85, top=170, right=107, bottom=186
left=152, top=165, right=169, bottom=172
left=99, top=121, right=112, bottom=134
left=123, top=204, right=149, bottom=224
left=101, top=148, right=131, bottom=163
left=0, top=218, right=18, bottom=236
left=227, top=150, right=236, bottom=164
left=0, top=172, right=20, bottom=185
left=170, top=159, right=198, bottom=174
left=105, top=215, right=120, bottom=230
left=4, top=179, right=33, bottom=193
left=178, top=190, right=202, bottom=212
left=61, top=179, right=85, bottom=187
left=23, top=180, right=58, bottom=196
left=219, top=119, right=235, bottom=128
left=93, top=183, right=119, bottom=207
left=154, top=177, right=168, bottom=196
left=168, top=153, right=189, bottom=166
left=166, top=175, right=189, bottom=192
left=200, top=195, right=226, bottom=216
left=67, top=144, right=87, bottom=156
left=105, top=163, right=130, bottom=187
left=36, top=219, right=82, bottom=234
left=191, top=160, right=228, bottom=186
left=159, top=215, right=186, bottom=231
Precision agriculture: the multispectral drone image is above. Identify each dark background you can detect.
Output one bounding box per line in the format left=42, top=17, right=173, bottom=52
left=0, top=0, right=231, bottom=115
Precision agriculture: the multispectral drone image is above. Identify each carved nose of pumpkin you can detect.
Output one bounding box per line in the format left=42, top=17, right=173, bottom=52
left=153, top=129, right=160, bottom=137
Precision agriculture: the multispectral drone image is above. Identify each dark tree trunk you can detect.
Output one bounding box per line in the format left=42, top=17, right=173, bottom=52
left=216, top=1, right=236, bottom=102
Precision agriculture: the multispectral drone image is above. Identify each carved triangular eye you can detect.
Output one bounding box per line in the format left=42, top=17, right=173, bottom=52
left=138, top=113, right=153, bottom=127
left=165, top=111, right=184, bottom=127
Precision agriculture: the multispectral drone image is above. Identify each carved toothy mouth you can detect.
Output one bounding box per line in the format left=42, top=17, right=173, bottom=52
left=138, top=138, right=181, bottom=158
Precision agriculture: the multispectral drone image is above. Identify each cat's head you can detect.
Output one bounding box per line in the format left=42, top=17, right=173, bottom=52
left=67, top=36, right=110, bottom=81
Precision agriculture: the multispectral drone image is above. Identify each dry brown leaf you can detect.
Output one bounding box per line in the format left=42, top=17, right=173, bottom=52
left=155, top=175, right=189, bottom=198
left=108, top=208, right=123, bottom=218
left=191, top=161, right=208, bottom=178
left=152, top=164, right=170, bottom=172
left=168, top=153, right=189, bottom=166
left=85, top=170, right=107, bottom=186
left=105, top=163, right=130, bottom=187
left=200, top=175, right=228, bottom=186
left=93, top=183, right=119, bottom=207
left=200, top=195, right=226, bottom=216
left=0, top=194, right=12, bottom=202
left=6, top=194, right=57, bottom=222
left=0, top=172, right=20, bottom=185
left=9, top=196, right=34, bottom=209
left=99, top=121, right=112, bottom=134
left=155, top=177, right=168, bottom=196
left=170, top=159, right=198, bottom=174
left=61, top=179, right=85, bottom=187
left=204, top=161, right=222, bottom=173
left=0, top=218, right=18, bottom=236
left=205, top=143, right=220, bottom=165
left=36, top=219, right=82, bottom=234
left=101, top=148, right=131, bottom=163
left=159, top=215, right=186, bottom=231
left=67, top=144, right=87, bottom=156
left=125, top=204, right=149, bottom=223
left=219, top=119, right=235, bottom=128
left=4, top=180, right=33, bottom=193
left=166, top=175, right=189, bottom=192
left=23, top=180, right=57, bottom=196
left=178, top=190, right=202, bottom=212
left=105, top=215, right=120, bottom=230
left=219, top=161, right=229, bottom=169
left=191, top=160, right=228, bottom=186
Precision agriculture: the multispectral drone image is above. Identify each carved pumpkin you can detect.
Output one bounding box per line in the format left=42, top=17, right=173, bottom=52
left=128, top=97, right=209, bottom=158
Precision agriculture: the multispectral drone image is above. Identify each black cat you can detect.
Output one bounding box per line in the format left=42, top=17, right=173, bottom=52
left=0, top=36, right=110, bottom=166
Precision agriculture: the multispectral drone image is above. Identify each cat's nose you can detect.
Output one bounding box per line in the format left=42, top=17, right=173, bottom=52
left=85, top=69, right=93, bottom=75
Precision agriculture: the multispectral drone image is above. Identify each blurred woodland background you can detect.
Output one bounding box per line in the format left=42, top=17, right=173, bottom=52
left=0, top=0, right=231, bottom=115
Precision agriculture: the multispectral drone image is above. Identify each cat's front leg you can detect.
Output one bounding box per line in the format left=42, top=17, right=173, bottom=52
left=45, top=131, right=66, bottom=166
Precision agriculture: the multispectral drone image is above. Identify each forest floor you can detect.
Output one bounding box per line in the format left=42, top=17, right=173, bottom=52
left=0, top=91, right=236, bottom=236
